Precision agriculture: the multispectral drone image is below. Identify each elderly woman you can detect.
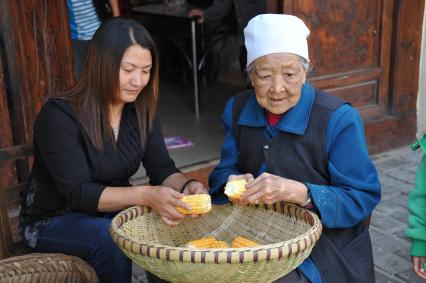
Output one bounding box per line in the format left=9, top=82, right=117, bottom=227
left=209, top=14, right=381, bottom=282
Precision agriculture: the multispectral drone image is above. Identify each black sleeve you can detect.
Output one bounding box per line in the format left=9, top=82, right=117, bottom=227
left=142, top=115, right=180, bottom=185
left=204, top=0, right=234, bottom=24
left=34, top=101, right=106, bottom=214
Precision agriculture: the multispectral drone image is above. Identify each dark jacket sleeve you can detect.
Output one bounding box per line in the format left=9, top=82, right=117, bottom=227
left=204, top=0, right=234, bottom=24
left=142, top=115, right=180, bottom=185
left=34, top=101, right=106, bottom=214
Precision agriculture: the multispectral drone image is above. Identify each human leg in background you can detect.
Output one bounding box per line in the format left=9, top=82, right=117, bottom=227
left=239, top=44, right=252, bottom=88
left=71, top=39, right=90, bottom=79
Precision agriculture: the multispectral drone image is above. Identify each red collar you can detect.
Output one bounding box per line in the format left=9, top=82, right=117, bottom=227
left=266, top=110, right=284, bottom=126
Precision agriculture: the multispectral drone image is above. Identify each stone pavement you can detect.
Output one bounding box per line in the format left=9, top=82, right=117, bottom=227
left=131, top=145, right=425, bottom=283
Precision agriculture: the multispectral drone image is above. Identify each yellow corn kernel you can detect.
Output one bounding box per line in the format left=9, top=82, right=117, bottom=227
left=186, top=237, right=217, bottom=249
left=210, top=240, right=229, bottom=249
left=175, top=194, right=212, bottom=215
left=231, top=236, right=259, bottom=248
left=224, top=179, right=247, bottom=199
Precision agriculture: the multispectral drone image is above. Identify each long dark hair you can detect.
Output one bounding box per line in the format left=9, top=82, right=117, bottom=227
left=60, top=18, right=159, bottom=150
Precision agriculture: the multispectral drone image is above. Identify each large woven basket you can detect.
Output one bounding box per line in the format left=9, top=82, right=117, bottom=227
left=110, top=203, right=322, bottom=283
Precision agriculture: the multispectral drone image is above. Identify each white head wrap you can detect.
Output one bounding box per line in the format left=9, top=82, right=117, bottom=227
left=244, top=14, right=310, bottom=66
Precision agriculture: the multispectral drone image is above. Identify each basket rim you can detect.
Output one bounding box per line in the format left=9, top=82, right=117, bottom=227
left=110, top=202, right=322, bottom=264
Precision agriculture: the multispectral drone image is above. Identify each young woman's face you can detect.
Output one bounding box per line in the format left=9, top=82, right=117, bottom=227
left=249, top=53, right=307, bottom=114
left=118, top=44, right=152, bottom=105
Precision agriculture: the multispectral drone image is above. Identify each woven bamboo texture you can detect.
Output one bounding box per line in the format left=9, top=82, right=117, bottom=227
left=0, top=253, right=98, bottom=283
left=110, top=202, right=322, bottom=283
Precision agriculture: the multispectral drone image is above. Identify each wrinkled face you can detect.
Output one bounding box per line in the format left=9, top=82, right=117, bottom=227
left=118, top=44, right=152, bottom=105
left=249, top=53, right=307, bottom=114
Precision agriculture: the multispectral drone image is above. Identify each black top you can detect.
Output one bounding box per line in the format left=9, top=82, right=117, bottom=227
left=21, top=98, right=178, bottom=246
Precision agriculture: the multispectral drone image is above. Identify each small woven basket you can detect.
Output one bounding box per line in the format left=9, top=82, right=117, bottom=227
left=110, top=203, right=322, bottom=283
left=0, top=253, right=98, bottom=283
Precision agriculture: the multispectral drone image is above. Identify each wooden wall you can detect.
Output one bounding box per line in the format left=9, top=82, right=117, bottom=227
left=0, top=0, right=74, bottom=244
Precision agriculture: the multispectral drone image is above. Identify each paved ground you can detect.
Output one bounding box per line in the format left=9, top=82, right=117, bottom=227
left=131, top=145, right=425, bottom=283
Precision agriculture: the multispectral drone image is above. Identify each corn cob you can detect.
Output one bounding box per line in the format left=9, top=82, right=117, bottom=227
left=175, top=194, right=212, bottom=215
left=186, top=237, right=217, bottom=249
left=231, top=236, right=259, bottom=248
left=186, top=237, right=230, bottom=249
left=224, top=179, right=247, bottom=199
left=210, top=240, right=229, bottom=249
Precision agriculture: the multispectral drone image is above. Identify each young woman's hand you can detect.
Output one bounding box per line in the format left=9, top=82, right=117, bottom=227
left=182, top=180, right=208, bottom=195
left=144, top=186, right=191, bottom=225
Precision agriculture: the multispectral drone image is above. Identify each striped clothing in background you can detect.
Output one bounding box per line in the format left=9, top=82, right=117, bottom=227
left=67, top=0, right=101, bottom=40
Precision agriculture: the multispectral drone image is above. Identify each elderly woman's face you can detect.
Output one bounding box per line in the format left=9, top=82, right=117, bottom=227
left=250, top=53, right=307, bottom=114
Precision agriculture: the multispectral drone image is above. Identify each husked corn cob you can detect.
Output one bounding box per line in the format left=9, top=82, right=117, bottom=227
left=210, top=240, right=229, bottom=249
left=224, top=179, right=247, bottom=199
left=186, top=237, right=217, bottom=248
left=175, top=194, right=212, bottom=215
left=186, top=237, right=230, bottom=249
left=231, top=236, right=259, bottom=248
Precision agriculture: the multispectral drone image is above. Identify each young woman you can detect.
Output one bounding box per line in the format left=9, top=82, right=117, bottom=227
left=20, top=18, right=207, bottom=283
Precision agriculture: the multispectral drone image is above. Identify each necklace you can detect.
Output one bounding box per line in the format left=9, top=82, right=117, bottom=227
left=112, top=127, right=118, bottom=139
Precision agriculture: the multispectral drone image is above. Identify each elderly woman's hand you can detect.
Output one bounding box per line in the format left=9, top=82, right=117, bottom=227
left=228, top=173, right=255, bottom=183
left=239, top=172, right=309, bottom=205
